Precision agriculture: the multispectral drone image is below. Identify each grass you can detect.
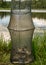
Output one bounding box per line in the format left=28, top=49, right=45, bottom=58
left=0, top=33, right=46, bottom=65
left=32, top=33, right=46, bottom=65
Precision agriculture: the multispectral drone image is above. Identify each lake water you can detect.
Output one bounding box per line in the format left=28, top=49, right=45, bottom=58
left=0, top=13, right=46, bottom=42
left=0, top=14, right=46, bottom=28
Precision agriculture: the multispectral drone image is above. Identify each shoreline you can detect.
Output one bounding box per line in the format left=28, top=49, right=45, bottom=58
left=0, top=9, right=46, bottom=13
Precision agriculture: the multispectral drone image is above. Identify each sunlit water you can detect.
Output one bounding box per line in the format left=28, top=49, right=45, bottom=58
left=0, top=15, right=46, bottom=42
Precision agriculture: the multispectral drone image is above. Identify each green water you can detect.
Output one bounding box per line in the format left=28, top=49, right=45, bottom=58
left=32, top=13, right=46, bottom=19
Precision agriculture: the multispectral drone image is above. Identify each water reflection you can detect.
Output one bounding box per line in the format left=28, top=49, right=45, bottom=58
left=33, top=18, right=46, bottom=29
left=0, top=15, right=10, bottom=27
left=0, top=12, right=10, bottom=27
left=0, top=13, right=46, bottom=42
left=0, top=14, right=46, bottom=29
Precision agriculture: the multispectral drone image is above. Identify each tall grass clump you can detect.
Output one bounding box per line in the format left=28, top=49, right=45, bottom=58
left=31, top=32, right=46, bottom=65
left=0, top=37, right=11, bottom=63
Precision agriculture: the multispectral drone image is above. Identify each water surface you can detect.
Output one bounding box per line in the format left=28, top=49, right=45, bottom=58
left=0, top=13, right=46, bottom=28
left=0, top=12, right=46, bottom=41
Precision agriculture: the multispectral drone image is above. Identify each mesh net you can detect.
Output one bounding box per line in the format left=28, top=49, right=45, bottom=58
left=10, top=29, right=34, bottom=64
left=8, top=0, right=35, bottom=64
